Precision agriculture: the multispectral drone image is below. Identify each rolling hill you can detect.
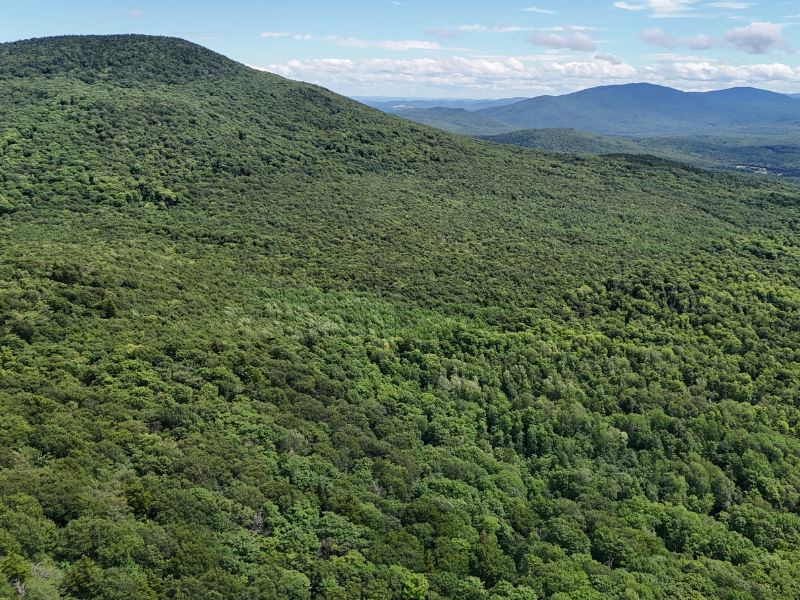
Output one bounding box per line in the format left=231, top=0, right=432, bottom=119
left=1, top=35, right=800, bottom=600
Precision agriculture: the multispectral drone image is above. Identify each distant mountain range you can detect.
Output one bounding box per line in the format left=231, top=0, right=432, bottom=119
left=365, top=83, right=800, bottom=137
left=356, top=96, right=525, bottom=113
left=383, top=107, right=513, bottom=136
left=361, top=84, right=800, bottom=180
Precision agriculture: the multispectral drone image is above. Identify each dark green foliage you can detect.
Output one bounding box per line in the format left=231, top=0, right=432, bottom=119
left=0, top=35, right=799, bottom=599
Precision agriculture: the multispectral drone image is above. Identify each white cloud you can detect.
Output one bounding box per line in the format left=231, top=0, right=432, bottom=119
left=614, top=1, right=647, bottom=10
left=595, top=52, right=624, bottom=64
left=325, top=37, right=442, bottom=51
left=456, top=24, right=536, bottom=33
left=649, top=0, right=699, bottom=16
left=261, top=31, right=313, bottom=41
left=707, top=2, right=751, bottom=8
left=647, top=59, right=799, bottom=87
left=522, top=6, right=556, bottom=14
left=255, top=52, right=800, bottom=96
left=254, top=54, right=638, bottom=95
left=530, top=31, right=597, bottom=51
left=613, top=0, right=699, bottom=17
left=724, top=21, right=791, bottom=54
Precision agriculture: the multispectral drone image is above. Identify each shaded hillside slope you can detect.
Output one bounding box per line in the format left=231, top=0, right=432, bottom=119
left=482, top=129, right=800, bottom=179
left=0, top=35, right=799, bottom=600
left=481, top=128, right=653, bottom=155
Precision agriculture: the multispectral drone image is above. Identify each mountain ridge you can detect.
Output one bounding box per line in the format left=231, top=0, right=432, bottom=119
left=366, top=82, right=800, bottom=137
left=476, top=82, right=800, bottom=135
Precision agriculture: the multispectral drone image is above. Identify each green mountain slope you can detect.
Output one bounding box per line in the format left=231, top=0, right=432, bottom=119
left=1, top=35, right=800, bottom=600
left=481, top=128, right=655, bottom=155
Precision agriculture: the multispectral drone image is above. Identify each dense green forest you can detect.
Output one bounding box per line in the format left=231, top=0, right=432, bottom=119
left=1, top=35, right=799, bottom=600
left=480, top=130, right=800, bottom=182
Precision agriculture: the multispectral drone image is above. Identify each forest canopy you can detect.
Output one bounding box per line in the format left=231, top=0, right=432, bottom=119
left=0, top=35, right=798, bottom=600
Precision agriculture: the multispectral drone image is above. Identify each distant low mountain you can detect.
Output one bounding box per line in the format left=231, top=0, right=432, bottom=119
left=391, top=107, right=515, bottom=136
left=477, top=83, right=800, bottom=136
left=370, top=83, right=800, bottom=137
left=356, top=96, right=525, bottom=113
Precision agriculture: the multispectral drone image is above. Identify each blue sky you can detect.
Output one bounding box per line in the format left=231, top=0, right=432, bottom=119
left=2, top=1, right=799, bottom=97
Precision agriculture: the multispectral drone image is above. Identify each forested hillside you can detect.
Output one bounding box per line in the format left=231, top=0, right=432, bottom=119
left=0, top=35, right=799, bottom=600
left=481, top=130, right=800, bottom=180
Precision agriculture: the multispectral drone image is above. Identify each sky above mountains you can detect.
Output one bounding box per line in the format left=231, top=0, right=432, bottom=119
left=2, top=0, right=799, bottom=97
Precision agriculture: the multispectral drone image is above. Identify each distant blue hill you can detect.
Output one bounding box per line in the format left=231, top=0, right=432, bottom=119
left=476, top=83, right=800, bottom=136
left=356, top=96, right=525, bottom=113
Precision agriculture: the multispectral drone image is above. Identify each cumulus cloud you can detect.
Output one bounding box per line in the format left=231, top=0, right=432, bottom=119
left=640, top=28, right=715, bottom=49
left=647, top=59, right=799, bottom=86
left=595, top=52, right=623, bottom=64
left=724, top=21, right=791, bottom=54
left=254, top=52, right=800, bottom=96
left=529, top=31, right=597, bottom=51
left=640, top=28, right=676, bottom=48
left=253, top=54, right=639, bottom=95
